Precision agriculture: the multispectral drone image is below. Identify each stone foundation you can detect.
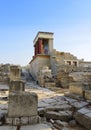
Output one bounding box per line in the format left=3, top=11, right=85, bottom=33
left=6, top=116, right=40, bottom=125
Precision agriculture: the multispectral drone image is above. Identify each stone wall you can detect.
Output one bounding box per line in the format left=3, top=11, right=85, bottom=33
left=29, top=55, right=50, bottom=81
left=37, top=66, right=55, bottom=87
left=69, top=72, right=91, bottom=100
left=50, top=49, right=79, bottom=76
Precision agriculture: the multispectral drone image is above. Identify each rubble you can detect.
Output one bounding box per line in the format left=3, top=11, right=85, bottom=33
left=37, top=66, right=55, bottom=88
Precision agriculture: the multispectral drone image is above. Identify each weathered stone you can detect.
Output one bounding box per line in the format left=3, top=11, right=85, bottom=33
left=42, top=98, right=56, bottom=104
left=8, top=92, right=38, bottom=117
left=45, top=111, right=72, bottom=121
left=9, top=80, right=25, bottom=92
left=71, top=101, right=88, bottom=109
left=46, top=104, right=72, bottom=111
left=21, top=123, right=53, bottom=130
left=55, top=120, right=68, bottom=127
left=85, top=90, right=91, bottom=100
left=10, top=65, right=21, bottom=81
left=69, top=82, right=89, bottom=97
left=38, top=101, right=49, bottom=108
left=74, top=110, right=91, bottom=130
left=6, top=116, right=39, bottom=125
left=77, top=107, right=91, bottom=114
left=65, top=97, right=77, bottom=103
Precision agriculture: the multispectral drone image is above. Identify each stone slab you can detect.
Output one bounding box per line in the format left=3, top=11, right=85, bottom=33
left=85, top=112, right=91, bottom=118
left=45, top=111, right=72, bottom=121
left=78, top=108, right=91, bottom=114
left=42, top=98, right=56, bottom=104
left=71, top=101, right=88, bottom=109
left=21, top=124, right=52, bottom=130
left=8, top=92, right=38, bottom=117
left=0, top=124, right=52, bottom=130
left=74, top=111, right=91, bottom=130
left=65, top=97, right=77, bottom=103
left=38, top=101, right=49, bottom=108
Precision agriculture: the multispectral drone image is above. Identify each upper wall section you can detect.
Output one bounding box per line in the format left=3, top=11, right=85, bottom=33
left=33, top=32, right=54, bottom=45
left=33, top=32, right=54, bottom=56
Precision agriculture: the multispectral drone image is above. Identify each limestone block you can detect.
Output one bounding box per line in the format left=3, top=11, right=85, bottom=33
left=9, top=80, right=25, bottom=92
left=85, top=90, right=91, bottom=100
left=46, top=104, right=72, bottom=111
left=10, top=65, right=21, bottom=81
left=45, top=111, right=72, bottom=121
left=8, top=92, right=38, bottom=118
left=69, top=82, right=89, bottom=97
left=74, top=109, right=91, bottom=130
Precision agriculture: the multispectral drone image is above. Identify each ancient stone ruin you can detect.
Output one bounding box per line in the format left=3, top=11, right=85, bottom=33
left=0, top=65, right=39, bottom=127
left=0, top=32, right=91, bottom=130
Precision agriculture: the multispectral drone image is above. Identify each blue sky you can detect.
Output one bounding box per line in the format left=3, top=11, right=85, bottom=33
left=0, top=0, right=91, bottom=66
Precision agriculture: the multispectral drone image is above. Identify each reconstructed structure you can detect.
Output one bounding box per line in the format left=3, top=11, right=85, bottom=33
left=29, top=31, right=80, bottom=86
left=29, top=31, right=91, bottom=98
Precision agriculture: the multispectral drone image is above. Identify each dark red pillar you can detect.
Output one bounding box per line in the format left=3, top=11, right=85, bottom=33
left=34, top=44, right=36, bottom=56
left=38, top=39, right=42, bottom=54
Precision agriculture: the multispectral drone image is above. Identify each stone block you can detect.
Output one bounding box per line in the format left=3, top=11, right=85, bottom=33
left=45, top=111, right=72, bottom=121
left=8, top=92, right=38, bottom=118
left=9, top=80, right=25, bottom=92
left=69, top=82, right=89, bottom=97
left=71, top=101, right=88, bottom=109
left=74, top=110, right=91, bottom=130
left=85, top=90, right=91, bottom=100
left=10, top=65, right=21, bottom=81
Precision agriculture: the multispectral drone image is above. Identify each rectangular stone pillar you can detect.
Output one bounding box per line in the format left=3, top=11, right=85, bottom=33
left=9, top=80, right=25, bottom=92
left=49, top=39, right=53, bottom=55
left=8, top=92, right=38, bottom=117
left=10, top=65, right=21, bottom=81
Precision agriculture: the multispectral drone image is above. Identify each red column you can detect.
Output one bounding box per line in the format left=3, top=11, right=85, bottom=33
left=38, top=39, right=42, bottom=54
left=34, top=44, right=36, bottom=56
